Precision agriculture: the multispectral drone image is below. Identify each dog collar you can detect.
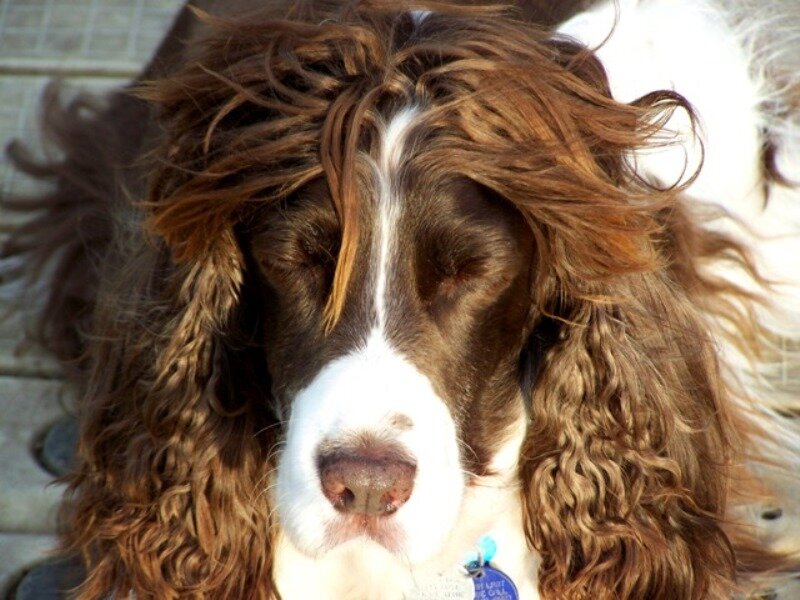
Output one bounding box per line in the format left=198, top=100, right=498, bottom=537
left=405, top=535, right=519, bottom=599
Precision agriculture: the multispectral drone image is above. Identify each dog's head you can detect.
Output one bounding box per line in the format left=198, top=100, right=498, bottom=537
left=78, top=4, right=748, bottom=598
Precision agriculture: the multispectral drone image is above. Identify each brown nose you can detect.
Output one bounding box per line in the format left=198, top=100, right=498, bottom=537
left=317, top=445, right=417, bottom=516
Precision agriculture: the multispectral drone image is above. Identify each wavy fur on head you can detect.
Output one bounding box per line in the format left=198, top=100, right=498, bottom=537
left=3, top=1, right=800, bottom=599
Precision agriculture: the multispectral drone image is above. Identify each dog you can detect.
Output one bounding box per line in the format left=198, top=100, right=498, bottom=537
left=4, top=0, right=800, bottom=598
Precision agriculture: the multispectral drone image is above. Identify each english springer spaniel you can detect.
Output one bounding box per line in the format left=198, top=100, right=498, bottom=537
left=4, top=0, right=800, bottom=598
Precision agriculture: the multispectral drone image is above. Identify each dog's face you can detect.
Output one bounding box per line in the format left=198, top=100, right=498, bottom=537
left=245, top=114, right=535, bottom=559
left=148, top=5, right=672, bottom=568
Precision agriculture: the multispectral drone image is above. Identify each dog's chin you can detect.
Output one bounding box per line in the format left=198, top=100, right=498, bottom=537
left=323, top=514, right=404, bottom=554
left=284, top=510, right=453, bottom=565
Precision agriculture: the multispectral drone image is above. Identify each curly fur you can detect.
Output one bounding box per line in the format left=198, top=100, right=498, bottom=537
left=3, top=1, right=800, bottom=598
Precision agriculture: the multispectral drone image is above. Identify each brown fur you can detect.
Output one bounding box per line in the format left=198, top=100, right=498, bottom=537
left=3, top=1, right=798, bottom=598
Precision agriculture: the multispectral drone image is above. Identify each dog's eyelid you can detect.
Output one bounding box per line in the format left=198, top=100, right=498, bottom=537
left=256, top=243, right=336, bottom=273
left=251, top=215, right=339, bottom=257
left=442, top=254, right=490, bottom=277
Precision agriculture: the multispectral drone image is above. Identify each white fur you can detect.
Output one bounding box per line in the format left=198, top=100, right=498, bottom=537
left=274, top=408, right=537, bottom=599
left=559, top=0, right=800, bottom=405
left=409, top=10, right=432, bottom=25
left=374, top=107, right=419, bottom=330
left=274, top=331, right=465, bottom=563
left=559, top=0, right=765, bottom=206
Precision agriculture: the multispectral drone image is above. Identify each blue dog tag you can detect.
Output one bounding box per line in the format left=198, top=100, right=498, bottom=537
left=472, top=564, right=519, bottom=600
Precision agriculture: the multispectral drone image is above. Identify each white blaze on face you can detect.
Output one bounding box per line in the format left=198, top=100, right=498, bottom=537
left=374, top=106, right=418, bottom=331
left=274, top=107, right=466, bottom=563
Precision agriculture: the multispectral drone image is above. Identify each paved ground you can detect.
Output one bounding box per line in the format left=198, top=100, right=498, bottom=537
left=0, top=1, right=181, bottom=596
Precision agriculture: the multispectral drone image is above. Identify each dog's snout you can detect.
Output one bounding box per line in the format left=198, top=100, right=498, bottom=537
left=317, top=445, right=417, bottom=516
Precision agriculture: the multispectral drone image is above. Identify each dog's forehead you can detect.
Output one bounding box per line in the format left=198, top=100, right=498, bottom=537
left=382, top=111, right=525, bottom=223
left=274, top=109, right=520, bottom=237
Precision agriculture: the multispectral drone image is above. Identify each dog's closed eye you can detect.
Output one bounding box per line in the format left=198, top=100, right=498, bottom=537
left=249, top=193, right=341, bottom=296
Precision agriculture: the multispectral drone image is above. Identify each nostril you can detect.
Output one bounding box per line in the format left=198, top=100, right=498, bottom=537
left=319, top=475, right=356, bottom=511
left=317, top=443, right=417, bottom=517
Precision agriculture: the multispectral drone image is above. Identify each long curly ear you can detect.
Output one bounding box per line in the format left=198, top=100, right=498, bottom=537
left=505, top=32, right=744, bottom=600
left=65, top=227, right=280, bottom=599
left=62, top=23, right=286, bottom=595
left=520, top=263, right=741, bottom=599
